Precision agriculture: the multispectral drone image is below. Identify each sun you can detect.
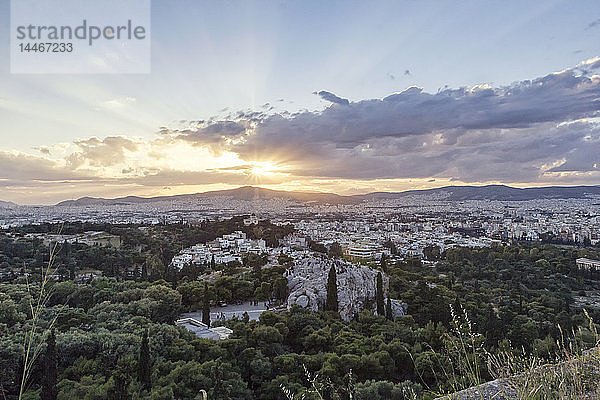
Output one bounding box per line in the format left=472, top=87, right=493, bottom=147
left=248, top=161, right=284, bottom=177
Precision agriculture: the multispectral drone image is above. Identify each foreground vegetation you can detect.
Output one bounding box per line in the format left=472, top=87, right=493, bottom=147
left=1, top=221, right=600, bottom=399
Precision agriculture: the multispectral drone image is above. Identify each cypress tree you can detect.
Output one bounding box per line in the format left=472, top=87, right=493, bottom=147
left=376, top=272, right=385, bottom=316
left=325, top=265, right=339, bottom=312
left=453, top=294, right=461, bottom=315
left=380, top=254, right=388, bottom=273
left=68, top=262, right=75, bottom=281
left=385, top=297, right=393, bottom=320
left=41, top=329, right=57, bottom=400
left=110, top=363, right=129, bottom=400
left=141, top=262, right=148, bottom=281
left=210, top=254, right=216, bottom=269
left=137, top=328, right=151, bottom=392
left=202, top=283, right=211, bottom=327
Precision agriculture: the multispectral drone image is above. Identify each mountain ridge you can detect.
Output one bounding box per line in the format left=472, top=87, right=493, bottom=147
left=0, top=200, right=17, bottom=207
left=50, top=184, right=600, bottom=207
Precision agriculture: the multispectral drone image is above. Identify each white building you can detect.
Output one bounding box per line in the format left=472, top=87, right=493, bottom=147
left=175, top=318, right=233, bottom=340
left=576, top=258, right=600, bottom=271
left=347, top=246, right=374, bottom=258
left=171, top=231, right=267, bottom=269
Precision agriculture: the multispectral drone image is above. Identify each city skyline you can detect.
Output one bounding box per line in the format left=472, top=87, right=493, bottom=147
left=1, top=0, right=600, bottom=204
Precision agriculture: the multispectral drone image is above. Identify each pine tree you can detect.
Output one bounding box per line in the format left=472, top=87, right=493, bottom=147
left=385, top=297, right=393, bottom=320
left=202, top=283, right=211, bottom=327
left=325, top=265, right=339, bottom=312
left=41, top=329, right=57, bottom=400
left=376, top=272, right=385, bottom=316
left=137, top=328, right=151, bottom=392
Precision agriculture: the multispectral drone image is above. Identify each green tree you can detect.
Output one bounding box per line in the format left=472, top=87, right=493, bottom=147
left=68, top=259, right=76, bottom=281
left=325, top=265, right=339, bottom=312
left=380, top=254, right=388, bottom=273
left=328, top=242, right=343, bottom=258
left=146, top=254, right=164, bottom=280
left=383, top=240, right=397, bottom=255
left=309, top=240, right=327, bottom=254
left=202, top=283, right=211, bottom=327
left=254, top=282, right=273, bottom=301
left=137, top=328, right=151, bottom=392
left=423, top=245, right=441, bottom=261
left=41, top=329, right=58, bottom=400
left=376, top=272, right=385, bottom=316
left=272, top=276, right=288, bottom=301
left=385, top=297, right=392, bottom=320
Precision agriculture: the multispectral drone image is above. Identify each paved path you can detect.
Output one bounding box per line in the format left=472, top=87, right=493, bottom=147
left=180, top=301, right=269, bottom=322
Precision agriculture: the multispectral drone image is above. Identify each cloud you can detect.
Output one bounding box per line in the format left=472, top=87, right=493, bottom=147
left=0, top=150, right=93, bottom=183
left=181, top=58, right=600, bottom=184
left=178, top=121, right=246, bottom=143
left=34, top=146, right=51, bottom=155
left=66, top=136, right=141, bottom=168
left=126, top=169, right=286, bottom=187
left=3, top=58, right=600, bottom=204
left=314, top=90, right=350, bottom=106
left=586, top=18, right=600, bottom=30
left=99, top=96, right=137, bottom=110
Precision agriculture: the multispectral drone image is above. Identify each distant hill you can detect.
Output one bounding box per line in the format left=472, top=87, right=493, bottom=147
left=56, top=196, right=153, bottom=207
left=0, top=200, right=17, bottom=208
left=198, top=186, right=354, bottom=203
left=358, top=184, right=600, bottom=201
left=54, top=184, right=600, bottom=207
left=55, top=186, right=356, bottom=206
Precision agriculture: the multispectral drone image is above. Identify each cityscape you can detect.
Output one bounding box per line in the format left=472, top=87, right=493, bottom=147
left=2, top=0, right=600, bottom=399
left=2, top=185, right=600, bottom=398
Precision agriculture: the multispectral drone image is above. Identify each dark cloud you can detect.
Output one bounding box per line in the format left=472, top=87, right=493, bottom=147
left=586, top=18, right=600, bottom=30
left=165, top=121, right=248, bottom=151
left=173, top=58, right=600, bottom=184
left=314, top=90, right=350, bottom=106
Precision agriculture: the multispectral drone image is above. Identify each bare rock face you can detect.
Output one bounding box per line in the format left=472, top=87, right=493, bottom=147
left=285, top=256, right=407, bottom=321
left=388, top=298, right=408, bottom=318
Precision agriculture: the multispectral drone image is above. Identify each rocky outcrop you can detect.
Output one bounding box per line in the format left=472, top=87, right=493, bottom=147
left=435, top=378, right=515, bottom=400
left=435, top=348, right=600, bottom=400
left=285, top=256, right=407, bottom=321
left=388, top=298, right=408, bottom=318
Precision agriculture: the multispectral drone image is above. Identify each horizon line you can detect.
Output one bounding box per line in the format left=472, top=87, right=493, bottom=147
left=4, top=182, right=600, bottom=207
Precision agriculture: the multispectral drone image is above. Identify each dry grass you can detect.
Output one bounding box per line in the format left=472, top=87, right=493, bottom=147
left=486, top=309, right=600, bottom=400
left=18, top=240, right=63, bottom=399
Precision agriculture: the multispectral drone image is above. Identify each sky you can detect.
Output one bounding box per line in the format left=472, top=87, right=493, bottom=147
left=1, top=0, right=600, bottom=204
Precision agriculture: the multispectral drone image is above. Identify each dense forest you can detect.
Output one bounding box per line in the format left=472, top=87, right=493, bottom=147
left=0, top=221, right=599, bottom=399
